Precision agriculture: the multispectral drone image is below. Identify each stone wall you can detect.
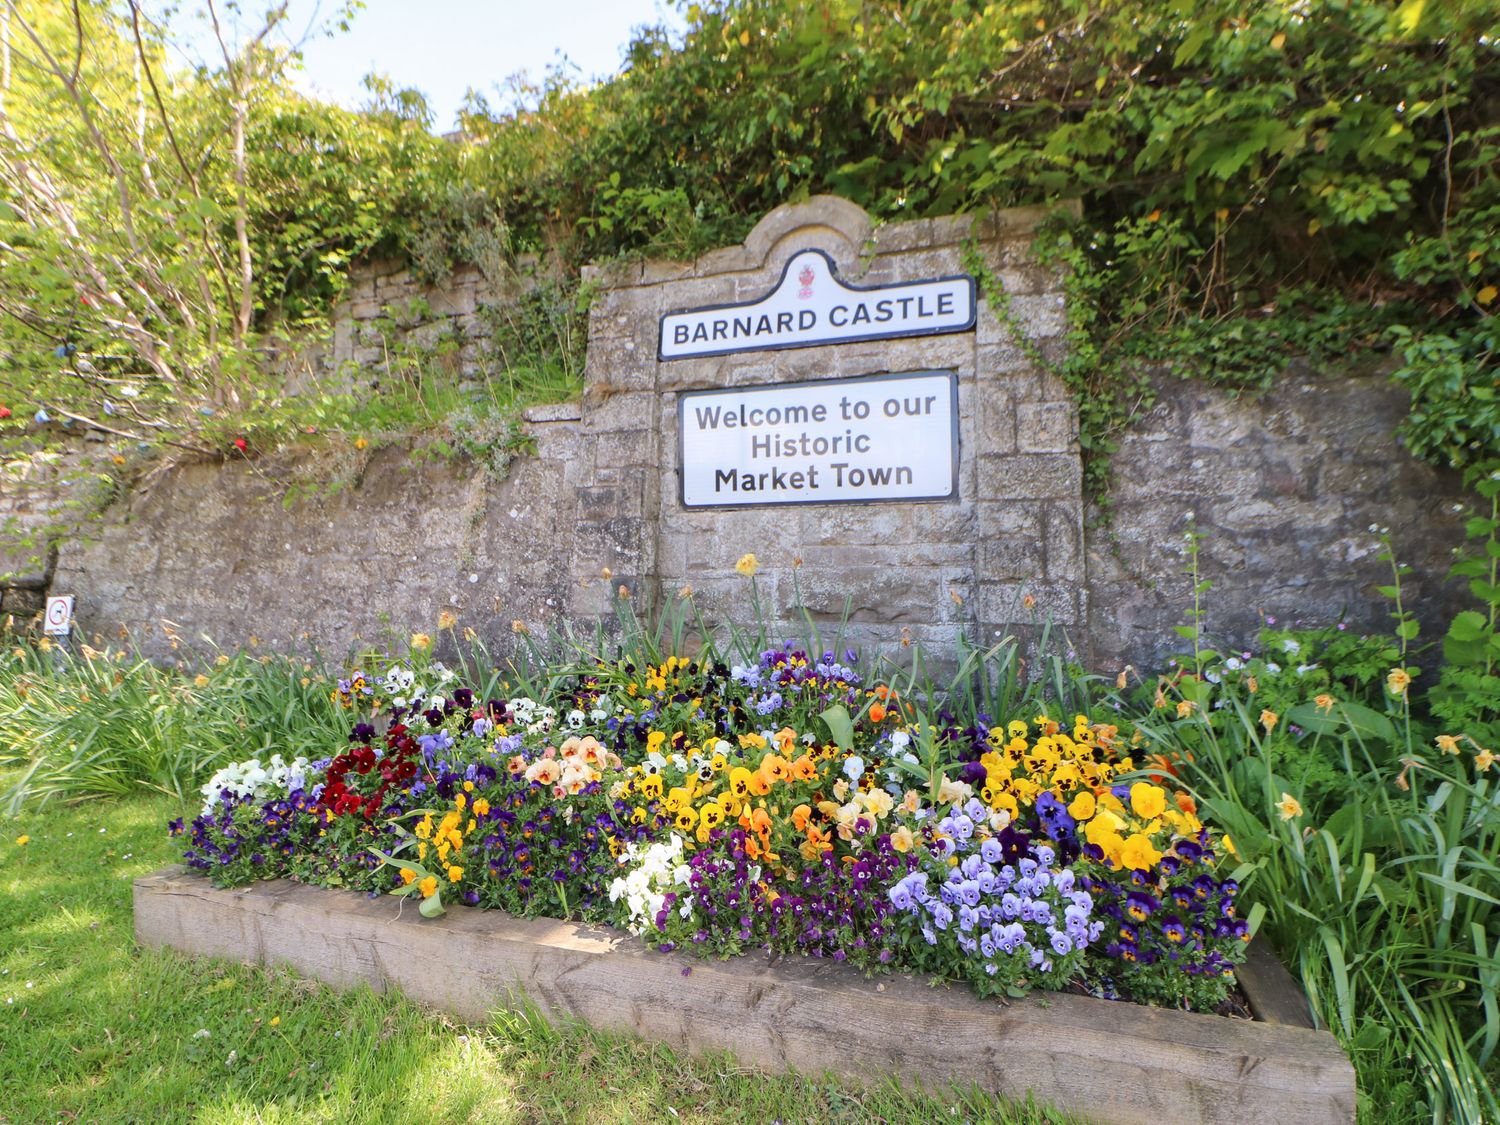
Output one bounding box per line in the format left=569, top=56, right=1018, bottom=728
left=51, top=417, right=586, bottom=661
left=324, top=255, right=555, bottom=383
left=0, top=436, right=112, bottom=619
left=566, top=196, right=1084, bottom=657
left=1085, top=364, right=1469, bottom=671
left=28, top=196, right=1476, bottom=674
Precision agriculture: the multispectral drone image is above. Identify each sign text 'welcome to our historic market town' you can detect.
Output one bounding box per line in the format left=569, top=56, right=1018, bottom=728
left=678, top=370, right=957, bottom=508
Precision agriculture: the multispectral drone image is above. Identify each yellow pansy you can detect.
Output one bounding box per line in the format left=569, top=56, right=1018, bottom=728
left=1067, top=791, right=1096, bottom=820
left=1129, top=782, right=1167, bottom=820
left=1118, top=832, right=1163, bottom=871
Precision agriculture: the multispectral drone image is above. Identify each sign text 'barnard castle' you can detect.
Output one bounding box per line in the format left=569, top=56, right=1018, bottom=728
left=658, top=249, right=975, bottom=360
left=678, top=371, right=958, bottom=508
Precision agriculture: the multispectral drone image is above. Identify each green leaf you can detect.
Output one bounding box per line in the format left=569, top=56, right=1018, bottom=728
left=1447, top=610, right=1489, bottom=643
left=1245, top=900, right=1266, bottom=939
left=1286, top=700, right=1396, bottom=744
left=819, top=705, right=855, bottom=753
left=1395, top=0, right=1426, bottom=34
left=418, top=891, right=446, bottom=918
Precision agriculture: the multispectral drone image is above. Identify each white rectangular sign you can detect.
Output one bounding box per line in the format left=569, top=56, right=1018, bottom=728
left=678, top=371, right=958, bottom=508
left=659, top=249, right=975, bottom=360
left=44, top=594, right=74, bottom=635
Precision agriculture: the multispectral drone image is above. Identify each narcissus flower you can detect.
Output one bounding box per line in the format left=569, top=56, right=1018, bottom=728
left=410, top=633, right=431, bottom=651
left=1475, top=748, right=1495, bottom=772
left=1314, top=694, right=1335, bottom=714
left=1259, top=709, right=1278, bottom=733
left=1276, top=792, right=1303, bottom=820
left=1386, top=668, right=1412, bottom=697
left=1434, top=734, right=1460, bottom=755
left=735, top=553, right=759, bottom=577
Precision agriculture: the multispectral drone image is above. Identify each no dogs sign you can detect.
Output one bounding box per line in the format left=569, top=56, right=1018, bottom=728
left=43, top=595, right=74, bottom=635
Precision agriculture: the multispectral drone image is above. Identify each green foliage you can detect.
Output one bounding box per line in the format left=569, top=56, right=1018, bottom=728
left=1392, top=321, right=1500, bottom=470
left=0, top=640, right=352, bottom=812
left=1429, top=465, right=1500, bottom=742
left=1126, top=523, right=1500, bottom=1121
left=3, top=0, right=1498, bottom=492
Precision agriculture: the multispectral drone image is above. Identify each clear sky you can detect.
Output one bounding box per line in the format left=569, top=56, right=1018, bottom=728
left=174, top=1, right=686, bottom=132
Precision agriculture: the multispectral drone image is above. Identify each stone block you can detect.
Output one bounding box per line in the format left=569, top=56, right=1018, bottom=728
left=1042, top=501, right=1086, bottom=583
left=1016, top=401, right=1079, bottom=453
left=743, top=196, right=874, bottom=268
left=978, top=453, right=1081, bottom=501
left=977, top=534, right=1045, bottom=583
left=641, top=259, right=695, bottom=284
left=869, top=218, right=934, bottom=255
left=1008, top=294, right=1068, bottom=339
left=975, top=389, right=1018, bottom=457
left=523, top=403, right=583, bottom=425
left=694, top=245, right=753, bottom=277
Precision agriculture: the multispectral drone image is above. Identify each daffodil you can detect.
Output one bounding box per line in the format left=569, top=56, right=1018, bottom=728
left=1276, top=792, right=1303, bottom=821
left=735, top=553, right=759, bottom=577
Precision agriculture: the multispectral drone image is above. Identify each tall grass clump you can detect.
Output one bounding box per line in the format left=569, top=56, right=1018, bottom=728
left=1116, top=517, right=1500, bottom=1121
left=0, top=640, right=353, bottom=812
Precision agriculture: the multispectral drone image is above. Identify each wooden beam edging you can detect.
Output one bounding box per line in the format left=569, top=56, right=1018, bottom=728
left=134, top=867, right=1354, bottom=1124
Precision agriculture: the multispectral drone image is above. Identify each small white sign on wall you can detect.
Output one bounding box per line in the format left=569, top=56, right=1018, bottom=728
left=44, top=594, right=75, bottom=635
left=679, top=370, right=958, bottom=509
left=659, top=249, right=975, bottom=360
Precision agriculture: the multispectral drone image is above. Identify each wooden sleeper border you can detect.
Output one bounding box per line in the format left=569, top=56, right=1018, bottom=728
left=134, top=867, right=1355, bottom=1124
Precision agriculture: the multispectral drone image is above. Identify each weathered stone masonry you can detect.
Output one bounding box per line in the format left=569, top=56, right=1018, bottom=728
left=29, top=196, right=1469, bottom=669
left=562, top=195, right=1085, bottom=659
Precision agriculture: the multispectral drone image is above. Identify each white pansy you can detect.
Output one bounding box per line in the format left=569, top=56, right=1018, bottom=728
left=200, top=753, right=312, bottom=814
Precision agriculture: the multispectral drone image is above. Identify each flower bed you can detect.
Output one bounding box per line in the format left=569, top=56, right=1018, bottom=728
left=170, top=643, right=1255, bottom=1009
left=148, top=628, right=1356, bottom=1117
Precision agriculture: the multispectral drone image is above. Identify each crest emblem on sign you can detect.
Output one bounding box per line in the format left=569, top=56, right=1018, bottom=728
left=797, top=264, right=815, bottom=299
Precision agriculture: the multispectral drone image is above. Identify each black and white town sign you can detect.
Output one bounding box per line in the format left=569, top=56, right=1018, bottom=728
left=659, top=249, right=975, bottom=360
left=678, top=370, right=958, bottom=509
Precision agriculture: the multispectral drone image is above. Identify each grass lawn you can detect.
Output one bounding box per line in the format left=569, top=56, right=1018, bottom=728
left=0, top=787, right=1066, bottom=1124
